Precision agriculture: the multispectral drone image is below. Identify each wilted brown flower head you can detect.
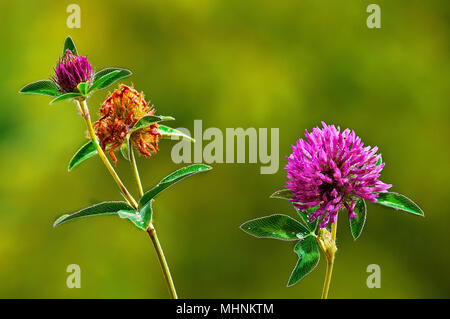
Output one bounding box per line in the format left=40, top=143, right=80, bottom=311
left=93, top=84, right=161, bottom=165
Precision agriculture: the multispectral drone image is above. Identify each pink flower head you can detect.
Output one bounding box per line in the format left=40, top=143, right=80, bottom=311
left=285, top=122, right=391, bottom=228
left=53, top=49, right=92, bottom=93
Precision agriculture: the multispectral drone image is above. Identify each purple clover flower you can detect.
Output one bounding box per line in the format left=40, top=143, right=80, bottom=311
left=53, top=49, right=92, bottom=93
left=285, top=122, right=391, bottom=228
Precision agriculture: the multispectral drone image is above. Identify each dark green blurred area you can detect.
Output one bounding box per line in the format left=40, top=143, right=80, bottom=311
left=0, top=0, right=448, bottom=298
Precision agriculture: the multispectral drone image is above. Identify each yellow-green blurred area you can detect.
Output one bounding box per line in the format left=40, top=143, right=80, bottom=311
left=0, top=0, right=448, bottom=298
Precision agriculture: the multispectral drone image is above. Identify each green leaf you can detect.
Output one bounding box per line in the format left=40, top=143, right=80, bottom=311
left=139, top=164, right=212, bottom=206
left=375, top=192, right=424, bottom=216
left=131, top=115, right=175, bottom=133
left=120, top=136, right=131, bottom=161
left=19, top=80, right=61, bottom=97
left=376, top=155, right=383, bottom=166
left=92, top=68, right=128, bottom=82
left=288, top=236, right=320, bottom=286
left=157, top=125, right=195, bottom=142
left=296, top=204, right=321, bottom=231
left=89, top=68, right=132, bottom=92
left=240, top=214, right=310, bottom=241
left=118, top=210, right=144, bottom=229
left=139, top=199, right=153, bottom=229
left=119, top=199, right=153, bottom=231
left=269, top=189, right=320, bottom=231
left=68, top=140, right=98, bottom=171
left=88, top=70, right=120, bottom=92
left=63, top=36, right=78, bottom=55
left=77, top=82, right=89, bottom=96
left=119, top=116, right=175, bottom=161
left=349, top=198, right=367, bottom=240
left=309, top=218, right=320, bottom=232
left=270, top=189, right=294, bottom=200
left=50, top=92, right=82, bottom=104
left=53, top=201, right=133, bottom=227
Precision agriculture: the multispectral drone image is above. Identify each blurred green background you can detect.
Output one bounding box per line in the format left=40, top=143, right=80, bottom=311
left=0, top=0, right=448, bottom=298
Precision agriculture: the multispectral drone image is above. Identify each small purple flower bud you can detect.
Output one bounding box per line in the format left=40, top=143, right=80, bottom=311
left=52, top=50, right=93, bottom=93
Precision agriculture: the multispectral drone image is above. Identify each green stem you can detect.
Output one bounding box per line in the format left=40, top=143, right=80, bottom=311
left=321, top=218, right=338, bottom=299
left=130, top=147, right=144, bottom=198
left=147, top=226, right=178, bottom=299
left=128, top=146, right=178, bottom=299
left=76, top=99, right=138, bottom=209
left=321, top=254, right=334, bottom=299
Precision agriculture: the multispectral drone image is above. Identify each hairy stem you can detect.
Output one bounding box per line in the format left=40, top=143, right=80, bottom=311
left=321, top=217, right=338, bottom=299
left=77, top=99, right=138, bottom=209
left=147, top=226, right=178, bottom=299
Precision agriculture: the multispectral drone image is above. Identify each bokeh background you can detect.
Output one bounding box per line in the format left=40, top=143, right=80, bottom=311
left=0, top=0, right=448, bottom=298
